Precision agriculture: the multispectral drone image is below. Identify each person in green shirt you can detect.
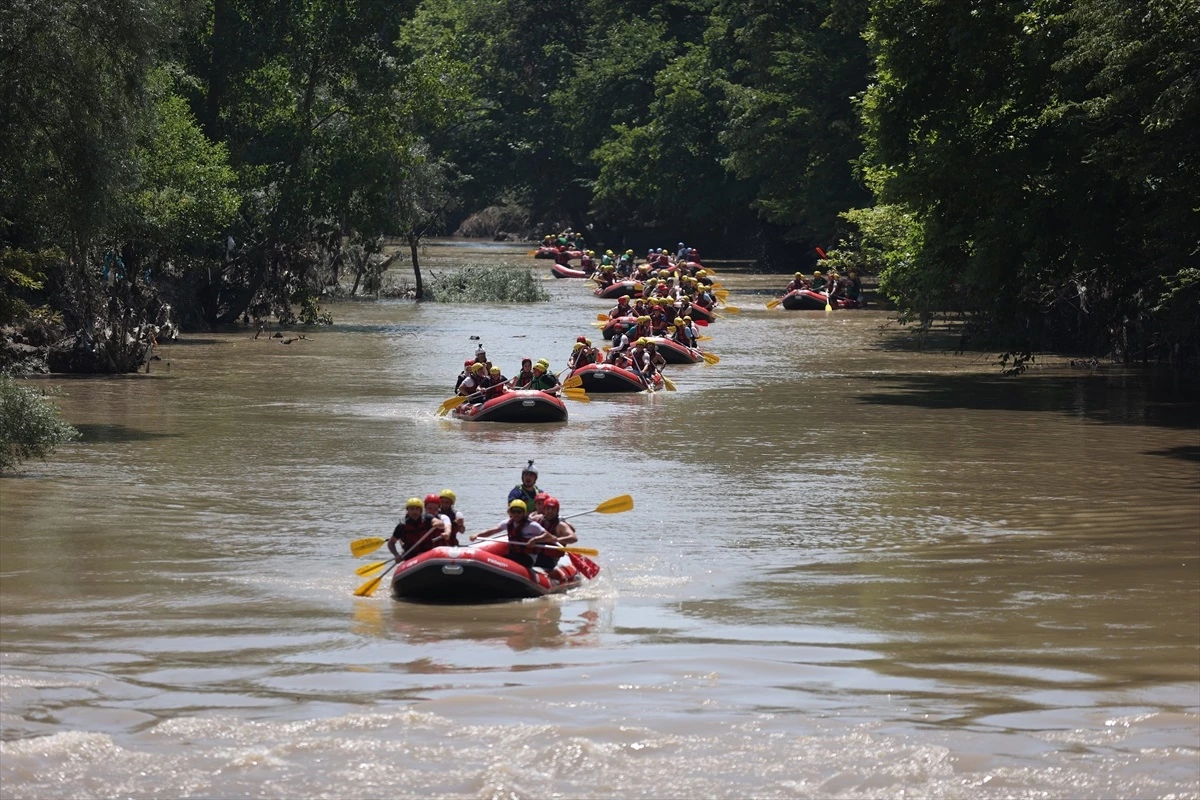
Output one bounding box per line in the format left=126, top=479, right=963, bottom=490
left=528, top=359, right=560, bottom=392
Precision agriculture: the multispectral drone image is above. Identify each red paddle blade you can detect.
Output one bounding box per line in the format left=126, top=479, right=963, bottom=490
left=568, top=551, right=600, bottom=579
left=815, top=246, right=827, bottom=259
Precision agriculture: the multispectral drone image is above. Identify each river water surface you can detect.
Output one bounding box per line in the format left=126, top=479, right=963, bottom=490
left=2, top=240, right=1198, bottom=799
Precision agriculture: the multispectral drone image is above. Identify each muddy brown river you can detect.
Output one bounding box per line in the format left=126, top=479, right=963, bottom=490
left=2, top=240, right=1197, bottom=798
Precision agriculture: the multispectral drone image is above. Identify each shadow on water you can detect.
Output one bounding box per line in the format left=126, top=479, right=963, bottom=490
left=1145, top=444, right=1200, bottom=462
left=73, top=423, right=182, bottom=443
left=853, top=370, right=1200, bottom=429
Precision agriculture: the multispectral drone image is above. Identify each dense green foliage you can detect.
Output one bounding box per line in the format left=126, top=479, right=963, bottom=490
left=0, top=375, right=80, bottom=472
left=423, top=266, right=550, bottom=303
left=1, top=0, right=1195, bottom=362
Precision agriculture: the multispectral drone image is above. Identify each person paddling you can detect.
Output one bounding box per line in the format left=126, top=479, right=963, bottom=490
left=531, top=495, right=578, bottom=570
left=389, top=497, right=448, bottom=561
left=528, top=359, right=560, bottom=392
left=508, top=357, right=535, bottom=389
left=439, top=489, right=465, bottom=541
left=423, top=493, right=456, bottom=546
left=469, top=499, right=558, bottom=572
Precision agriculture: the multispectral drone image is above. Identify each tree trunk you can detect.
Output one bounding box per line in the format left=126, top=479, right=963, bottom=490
left=408, top=233, right=423, bottom=300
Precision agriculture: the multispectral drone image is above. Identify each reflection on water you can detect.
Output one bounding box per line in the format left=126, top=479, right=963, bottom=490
left=350, top=599, right=606, bottom=653
left=1, top=240, right=1197, bottom=798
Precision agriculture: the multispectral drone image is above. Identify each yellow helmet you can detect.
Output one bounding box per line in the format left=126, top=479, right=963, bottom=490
left=406, top=497, right=423, bottom=508
left=696, top=270, right=707, bottom=276
left=813, top=270, right=823, bottom=276
left=489, top=365, right=500, bottom=374
left=637, top=337, right=649, bottom=345
left=573, top=342, right=584, bottom=350
left=606, top=249, right=614, bottom=255
left=794, top=272, right=803, bottom=278
left=439, top=489, right=456, bottom=502
left=508, top=499, right=527, bottom=512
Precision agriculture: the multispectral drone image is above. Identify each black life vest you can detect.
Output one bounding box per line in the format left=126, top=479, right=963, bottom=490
left=393, top=513, right=435, bottom=555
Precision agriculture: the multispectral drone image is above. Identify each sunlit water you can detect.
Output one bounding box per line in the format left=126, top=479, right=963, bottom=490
left=2, top=240, right=1197, bottom=799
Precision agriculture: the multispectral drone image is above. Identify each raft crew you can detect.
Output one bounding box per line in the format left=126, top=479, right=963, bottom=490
left=457, top=362, right=487, bottom=397
left=389, top=497, right=449, bottom=561
left=609, top=295, right=633, bottom=319
left=424, top=493, right=456, bottom=546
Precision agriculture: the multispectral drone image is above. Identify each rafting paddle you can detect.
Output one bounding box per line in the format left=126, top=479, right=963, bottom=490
left=661, top=375, right=677, bottom=391
left=350, top=536, right=386, bottom=557
left=562, top=387, right=590, bottom=402
left=562, top=493, right=634, bottom=519
left=701, top=352, right=720, bottom=365
left=562, top=375, right=583, bottom=390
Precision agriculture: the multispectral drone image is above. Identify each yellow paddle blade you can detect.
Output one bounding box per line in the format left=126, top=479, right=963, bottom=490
left=590, top=320, right=608, bottom=327
left=353, top=572, right=386, bottom=597
left=596, top=313, right=609, bottom=321
left=562, top=545, right=599, bottom=556
left=595, top=494, right=634, bottom=514
left=698, top=334, right=713, bottom=341
left=355, top=559, right=392, bottom=577
left=825, top=296, right=833, bottom=312
left=436, top=395, right=467, bottom=416
left=766, top=297, right=784, bottom=310
left=722, top=306, right=740, bottom=314
left=702, top=352, right=720, bottom=364
left=562, top=375, right=583, bottom=389
left=563, top=388, right=590, bottom=402
left=662, top=376, right=677, bottom=391
left=350, top=537, right=385, bottom=557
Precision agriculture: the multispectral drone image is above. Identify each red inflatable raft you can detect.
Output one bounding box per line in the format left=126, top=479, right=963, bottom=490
left=687, top=304, right=716, bottom=323
left=534, top=247, right=583, bottom=260
left=600, top=316, right=637, bottom=340
left=551, top=263, right=589, bottom=278
left=594, top=281, right=643, bottom=300
left=780, top=289, right=862, bottom=310
left=451, top=390, right=568, bottom=423
left=392, top=539, right=583, bottom=602
left=646, top=337, right=704, bottom=364
left=566, top=362, right=663, bottom=393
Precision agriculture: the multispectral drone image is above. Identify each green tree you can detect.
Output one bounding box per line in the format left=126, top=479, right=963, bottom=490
left=0, top=375, right=79, bottom=473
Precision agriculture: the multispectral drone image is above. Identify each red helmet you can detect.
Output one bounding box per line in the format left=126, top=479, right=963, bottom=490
left=576, top=335, right=588, bottom=343
left=464, top=360, right=473, bottom=368
left=423, top=493, right=440, bottom=506
left=534, top=492, right=549, bottom=503
left=542, top=497, right=560, bottom=512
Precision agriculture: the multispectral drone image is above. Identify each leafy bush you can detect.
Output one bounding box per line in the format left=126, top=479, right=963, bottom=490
left=423, top=265, right=550, bottom=303
left=0, top=375, right=80, bottom=473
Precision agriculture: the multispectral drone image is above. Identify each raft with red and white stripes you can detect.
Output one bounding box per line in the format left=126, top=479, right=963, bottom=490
left=450, top=390, right=568, bottom=423
left=391, top=539, right=583, bottom=602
